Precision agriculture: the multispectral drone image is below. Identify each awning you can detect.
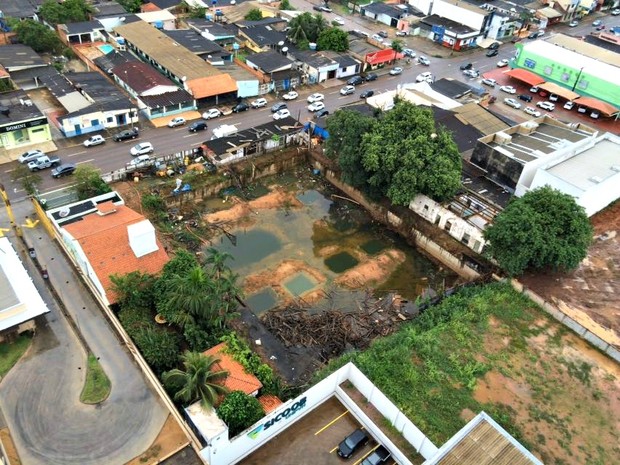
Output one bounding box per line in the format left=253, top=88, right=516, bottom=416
left=538, top=7, right=562, bottom=19
left=573, top=96, right=619, bottom=117
left=505, top=68, right=545, bottom=86
left=537, top=82, right=580, bottom=101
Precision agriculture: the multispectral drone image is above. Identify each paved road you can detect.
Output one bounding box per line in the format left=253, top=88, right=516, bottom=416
left=0, top=201, right=167, bottom=465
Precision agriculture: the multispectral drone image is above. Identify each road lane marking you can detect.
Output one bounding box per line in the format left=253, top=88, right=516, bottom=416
left=68, top=151, right=87, bottom=157
left=315, top=411, right=349, bottom=436
left=76, top=158, right=95, bottom=165
left=182, top=133, right=198, bottom=138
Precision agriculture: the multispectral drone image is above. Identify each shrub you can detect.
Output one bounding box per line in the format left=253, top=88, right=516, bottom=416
left=217, top=391, right=265, bottom=437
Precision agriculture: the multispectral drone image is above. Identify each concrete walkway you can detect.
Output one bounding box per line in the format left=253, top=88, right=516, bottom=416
left=0, top=200, right=168, bottom=465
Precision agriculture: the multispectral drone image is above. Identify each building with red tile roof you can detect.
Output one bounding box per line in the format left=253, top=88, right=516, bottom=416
left=204, top=343, right=263, bottom=396
left=258, top=394, right=283, bottom=414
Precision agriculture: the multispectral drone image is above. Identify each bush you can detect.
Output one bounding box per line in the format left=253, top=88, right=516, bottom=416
left=217, top=391, right=265, bottom=437
left=118, top=305, right=154, bottom=339
left=134, top=327, right=180, bottom=373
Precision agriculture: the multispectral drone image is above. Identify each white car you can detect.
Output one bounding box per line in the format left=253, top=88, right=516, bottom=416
left=273, top=108, right=291, bottom=120
left=482, top=78, right=497, bottom=87
left=417, top=56, right=431, bottom=66
left=307, top=93, right=324, bottom=103
left=282, top=90, right=298, bottom=100
left=168, top=117, right=186, bottom=127
left=569, top=20, right=579, bottom=27
left=524, top=107, right=542, bottom=117
left=389, top=67, right=403, bottom=76
left=504, top=98, right=521, bottom=109
left=83, top=135, right=105, bottom=147
left=612, top=8, right=620, bottom=15
left=537, top=101, right=555, bottom=111
left=340, top=85, right=355, bottom=95
left=530, top=86, right=539, bottom=93
left=18, top=149, right=45, bottom=164
left=251, top=98, right=267, bottom=108
left=371, top=34, right=384, bottom=43
left=127, top=154, right=153, bottom=168
left=500, top=85, right=516, bottom=94
left=563, top=101, right=575, bottom=110
left=402, top=48, right=416, bottom=58
left=333, top=16, right=345, bottom=26
left=415, top=72, right=433, bottom=83
left=497, top=59, right=509, bottom=68
left=308, top=101, right=325, bottom=112
left=130, top=142, right=154, bottom=156
left=463, top=69, right=479, bottom=78
left=202, top=108, right=221, bottom=119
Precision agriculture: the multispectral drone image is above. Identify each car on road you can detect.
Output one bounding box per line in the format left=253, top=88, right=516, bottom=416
left=202, top=108, right=221, bottom=119
left=282, top=90, right=298, bottom=100
left=51, top=163, right=77, bottom=178
left=188, top=121, right=208, bottom=132
left=361, top=445, right=391, bottom=465
left=271, top=102, right=287, bottom=112
left=371, top=33, right=384, bottom=43
left=416, top=72, right=433, bottom=83
left=518, top=94, right=533, bottom=102
left=83, top=135, right=105, bottom=147
left=504, top=98, right=521, bottom=109
left=347, top=75, right=364, bottom=86
left=378, top=30, right=389, bottom=38
left=130, top=142, right=154, bottom=156
left=308, top=101, right=325, bottom=112
left=593, top=19, right=602, bottom=26
left=463, top=69, right=479, bottom=78
left=251, top=98, right=267, bottom=108
left=482, top=78, right=497, bottom=87
left=340, top=85, right=355, bottom=95
left=360, top=90, right=374, bottom=98
left=524, top=107, right=542, bottom=117
left=389, top=67, right=403, bottom=75
left=320, top=5, right=332, bottom=12
left=460, top=63, right=473, bottom=70
left=273, top=108, right=291, bottom=120
left=333, top=16, right=345, bottom=26
left=612, top=8, right=620, bottom=15
left=500, top=85, right=516, bottom=94
left=315, top=108, right=329, bottom=119
left=417, top=56, right=431, bottom=66
left=486, top=49, right=499, bottom=57
left=488, top=41, right=501, bottom=50
left=307, top=92, right=325, bottom=103
left=113, top=127, right=139, bottom=142
left=167, top=117, right=186, bottom=127
left=18, top=149, right=45, bottom=164
left=396, top=30, right=408, bottom=36
left=564, top=101, right=575, bottom=110
left=497, top=59, right=509, bottom=67
left=402, top=48, right=416, bottom=58
left=364, top=73, right=378, bottom=81
left=232, top=102, right=250, bottom=112
left=312, top=4, right=322, bottom=11
left=596, top=24, right=606, bottom=30
left=528, top=30, right=545, bottom=39
left=127, top=154, right=153, bottom=168
left=569, top=20, right=579, bottom=27
left=337, top=429, right=368, bottom=459
left=537, top=101, right=555, bottom=111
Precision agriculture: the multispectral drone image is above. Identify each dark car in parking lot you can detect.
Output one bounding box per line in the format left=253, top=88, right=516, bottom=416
left=337, top=429, right=368, bottom=459
left=364, top=73, right=378, bottom=82
left=188, top=121, right=208, bottom=132
left=486, top=49, right=499, bottom=57
left=361, top=445, right=391, bottom=465
left=518, top=94, right=533, bottom=102
left=232, top=102, right=249, bottom=113
left=347, top=75, right=364, bottom=86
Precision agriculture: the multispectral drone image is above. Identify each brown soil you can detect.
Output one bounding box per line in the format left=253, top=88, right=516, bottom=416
left=125, top=415, right=189, bottom=465
left=204, top=189, right=302, bottom=225
left=0, top=428, right=22, bottom=465
left=335, top=249, right=406, bottom=288
left=520, top=200, right=620, bottom=346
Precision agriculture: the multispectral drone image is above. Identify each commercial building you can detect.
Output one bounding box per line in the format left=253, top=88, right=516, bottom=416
left=0, top=90, right=53, bottom=152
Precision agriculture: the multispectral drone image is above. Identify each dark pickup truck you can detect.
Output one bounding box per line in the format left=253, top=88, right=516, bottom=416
left=113, top=127, right=139, bottom=142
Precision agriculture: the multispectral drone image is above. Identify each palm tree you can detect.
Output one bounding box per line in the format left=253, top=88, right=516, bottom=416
left=166, top=266, right=217, bottom=325
left=205, top=248, right=233, bottom=280
left=390, top=39, right=404, bottom=63
left=163, top=352, right=228, bottom=408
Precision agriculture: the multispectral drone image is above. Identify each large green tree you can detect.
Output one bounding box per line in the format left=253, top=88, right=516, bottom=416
left=317, top=27, right=349, bottom=52
left=40, top=0, right=92, bottom=26
left=10, top=163, right=42, bottom=196
left=390, top=39, right=404, bottom=62
left=71, top=164, right=112, bottom=200
left=9, top=19, right=65, bottom=54
left=217, top=391, right=265, bottom=437
left=118, top=0, right=143, bottom=13
left=287, top=12, right=327, bottom=48
left=483, top=186, right=593, bottom=276
left=163, top=351, right=228, bottom=408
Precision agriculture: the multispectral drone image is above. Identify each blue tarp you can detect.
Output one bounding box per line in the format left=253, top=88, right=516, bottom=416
left=303, top=122, right=329, bottom=139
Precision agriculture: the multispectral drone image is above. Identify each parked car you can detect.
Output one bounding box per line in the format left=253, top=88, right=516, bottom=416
left=593, top=19, right=602, bottom=26
left=188, top=121, right=208, bottom=132
left=130, top=142, right=154, bottom=156
left=307, top=92, right=325, bottom=103
left=340, top=85, right=355, bottom=95
left=416, top=72, right=433, bottom=83
left=167, top=117, right=186, bottom=127
left=18, top=149, right=45, bottom=164
left=282, top=90, right=298, bottom=100
left=460, top=63, right=473, bottom=70
left=271, top=102, right=287, bottom=112
left=251, top=98, right=267, bottom=108
left=497, top=59, right=509, bottom=67
left=312, top=4, right=322, bottom=11
left=83, top=134, right=105, bottom=147
left=51, top=163, right=76, bottom=178
left=389, top=67, right=403, bottom=75
left=486, top=49, right=499, bottom=57
left=337, top=429, right=368, bottom=459
left=360, top=90, right=374, bottom=98
left=347, top=76, right=364, bottom=86
left=488, top=41, right=501, bottom=50
left=378, top=30, right=388, bottom=38
left=333, top=16, right=345, bottom=26
left=314, top=108, right=329, bottom=119
left=395, top=30, right=408, bottom=37
left=402, top=48, right=416, bottom=58
left=612, top=8, right=620, bottom=15
left=548, top=93, right=559, bottom=102
left=530, top=86, right=539, bottom=93
left=504, top=98, right=521, bottom=109
left=308, top=101, right=325, bottom=112
left=590, top=110, right=600, bottom=119
left=364, top=73, right=378, bottom=82
left=113, top=127, right=139, bottom=141
left=202, top=108, right=221, bottom=120
left=518, top=94, right=533, bottom=102
left=361, top=445, right=391, bottom=465
left=569, top=20, right=579, bottom=27
left=127, top=154, right=153, bottom=168
left=596, top=24, right=606, bottom=31
left=28, top=155, right=60, bottom=172
left=273, top=108, right=291, bottom=120
left=417, top=56, right=431, bottom=66
left=499, top=85, right=516, bottom=94
left=232, top=102, right=250, bottom=112
left=463, top=69, right=479, bottom=78
left=563, top=101, right=575, bottom=110
left=524, top=106, right=542, bottom=117
left=537, top=101, right=555, bottom=111
left=482, top=78, right=497, bottom=87
left=577, top=106, right=588, bottom=113
left=371, top=34, right=384, bottom=43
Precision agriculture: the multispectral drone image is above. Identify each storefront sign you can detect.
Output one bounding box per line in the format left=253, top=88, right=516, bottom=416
left=247, top=397, right=307, bottom=440
left=0, top=117, right=48, bottom=134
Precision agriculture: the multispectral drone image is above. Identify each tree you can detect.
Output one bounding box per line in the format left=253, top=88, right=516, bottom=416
left=10, top=163, right=42, bottom=196
left=483, top=186, right=593, bottom=276
left=287, top=12, right=327, bottom=48
left=71, top=164, right=112, bottom=200
left=9, top=19, right=65, bottom=55
left=163, top=351, right=228, bottom=408
left=165, top=266, right=215, bottom=327
left=390, top=39, right=404, bottom=62
left=134, top=326, right=180, bottom=373
left=279, top=0, right=293, bottom=10
left=40, top=0, right=92, bottom=26
left=317, top=27, right=349, bottom=52
left=117, top=0, right=142, bottom=13
left=217, top=391, right=265, bottom=437
left=244, top=8, right=263, bottom=21
left=110, top=271, right=157, bottom=310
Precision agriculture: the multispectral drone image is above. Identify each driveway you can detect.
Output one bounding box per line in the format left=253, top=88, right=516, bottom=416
left=0, top=201, right=168, bottom=465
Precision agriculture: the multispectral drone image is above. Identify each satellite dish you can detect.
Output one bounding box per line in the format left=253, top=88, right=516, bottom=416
left=59, top=207, right=70, bottom=218
left=182, top=76, right=187, bottom=82
left=282, top=47, right=289, bottom=53
left=278, top=41, right=285, bottom=47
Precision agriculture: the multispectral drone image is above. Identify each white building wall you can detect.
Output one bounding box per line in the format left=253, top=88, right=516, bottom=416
left=408, top=0, right=432, bottom=15
left=432, top=0, right=486, bottom=30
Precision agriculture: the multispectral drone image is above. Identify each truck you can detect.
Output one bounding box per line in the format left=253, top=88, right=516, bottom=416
left=210, top=124, right=238, bottom=140
left=28, top=155, right=61, bottom=172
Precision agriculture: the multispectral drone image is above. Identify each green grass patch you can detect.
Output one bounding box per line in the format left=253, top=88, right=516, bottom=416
left=80, top=354, right=111, bottom=404
left=0, top=333, right=32, bottom=378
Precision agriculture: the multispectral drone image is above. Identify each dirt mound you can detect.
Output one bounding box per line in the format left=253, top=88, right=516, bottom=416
left=335, top=249, right=406, bottom=288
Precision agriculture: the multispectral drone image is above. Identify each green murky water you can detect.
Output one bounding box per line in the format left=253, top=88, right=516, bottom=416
left=246, top=288, right=279, bottom=314
left=283, top=272, right=317, bottom=297
left=324, top=252, right=359, bottom=273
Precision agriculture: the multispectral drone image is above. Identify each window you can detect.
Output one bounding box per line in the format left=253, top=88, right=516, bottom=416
left=524, top=58, right=536, bottom=69
left=423, top=204, right=429, bottom=212
left=31, top=127, right=45, bottom=133
left=473, top=240, right=482, bottom=253
left=578, top=80, right=589, bottom=90
left=560, top=72, right=570, bottom=82
left=543, top=66, right=553, bottom=76
left=461, top=232, right=471, bottom=245
left=445, top=220, right=453, bottom=232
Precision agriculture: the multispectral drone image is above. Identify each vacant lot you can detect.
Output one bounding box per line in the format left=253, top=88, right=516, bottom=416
left=317, top=282, right=619, bottom=465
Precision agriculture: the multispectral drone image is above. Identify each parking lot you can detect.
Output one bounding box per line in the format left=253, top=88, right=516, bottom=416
left=239, top=396, right=395, bottom=465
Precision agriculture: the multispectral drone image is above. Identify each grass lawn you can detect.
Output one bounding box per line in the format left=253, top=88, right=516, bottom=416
left=316, top=282, right=619, bottom=465
left=80, top=354, right=111, bottom=404
left=0, top=334, right=32, bottom=378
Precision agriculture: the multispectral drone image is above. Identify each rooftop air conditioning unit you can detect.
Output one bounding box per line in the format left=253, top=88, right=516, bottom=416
left=589, top=176, right=602, bottom=184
